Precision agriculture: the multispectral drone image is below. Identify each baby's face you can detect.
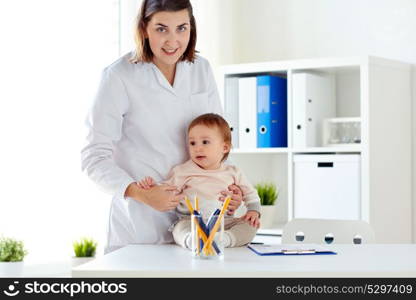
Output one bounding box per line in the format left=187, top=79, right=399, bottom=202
left=188, top=125, right=230, bottom=170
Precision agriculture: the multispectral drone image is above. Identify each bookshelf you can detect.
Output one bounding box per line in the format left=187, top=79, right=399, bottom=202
left=220, top=56, right=413, bottom=243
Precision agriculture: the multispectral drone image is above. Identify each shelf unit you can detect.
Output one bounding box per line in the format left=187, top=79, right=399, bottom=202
left=220, top=56, right=413, bottom=243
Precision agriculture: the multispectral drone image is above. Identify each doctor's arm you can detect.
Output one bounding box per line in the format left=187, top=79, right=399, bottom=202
left=128, top=166, right=183, bottom=211
left=81, top=68, right=180, bottom=211
left=125, top=183, right=181, bottom=212
left=81, top=68, right=135, bottom=200
left=133, top=176, right=182, bottom=211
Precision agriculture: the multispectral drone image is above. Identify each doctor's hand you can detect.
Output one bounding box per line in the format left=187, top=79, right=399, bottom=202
left=125, top=183, right=181, bottom=212
left=219, top=184, right=243, bottom=216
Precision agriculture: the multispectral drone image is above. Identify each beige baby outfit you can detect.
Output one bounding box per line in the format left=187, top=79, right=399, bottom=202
left=164, top=159, right=260, bottom=248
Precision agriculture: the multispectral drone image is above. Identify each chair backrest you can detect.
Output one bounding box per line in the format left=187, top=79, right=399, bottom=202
left=282, top=218, right=375, bottom=244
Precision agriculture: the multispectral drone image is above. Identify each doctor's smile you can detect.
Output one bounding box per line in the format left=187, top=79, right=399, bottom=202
left=162, top=48, right=178, bottom=55
left=145, top=8, right=191, bottom=74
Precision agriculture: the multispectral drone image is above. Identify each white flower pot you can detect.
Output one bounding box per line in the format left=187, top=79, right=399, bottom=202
left=260, top=205, right=278, bottom=229
left=71, top=257, right=95, bottom=268
left=0, top=261, right=24, bottom=277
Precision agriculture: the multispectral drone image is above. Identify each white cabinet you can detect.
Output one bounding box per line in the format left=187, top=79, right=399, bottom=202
left=293, top=154, right=360, bottom=220
left=219, top=56, right=413, bottom=243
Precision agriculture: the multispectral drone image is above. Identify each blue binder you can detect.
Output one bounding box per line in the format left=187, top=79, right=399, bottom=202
left=257, top=75, right=287, bottom=147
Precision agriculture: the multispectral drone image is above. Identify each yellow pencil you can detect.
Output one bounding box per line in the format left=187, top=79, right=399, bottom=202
left=184, top=196, right=214, bottom=254
left=195, top=222, right=214, bottom=255
left=194, top=194, right=199, bottom=211
left=194, top=195, right=200, bottom=254
left=202, top=197, right=231, bottom=253
left=184, top=196, right=194, bottom=213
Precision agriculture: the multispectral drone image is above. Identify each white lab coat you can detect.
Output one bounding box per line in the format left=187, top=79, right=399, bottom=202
left=81, top=53, right=222, bottom=253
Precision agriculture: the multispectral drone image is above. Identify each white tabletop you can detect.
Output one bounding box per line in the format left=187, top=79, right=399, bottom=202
left=72, top=244, right=416, bottom=278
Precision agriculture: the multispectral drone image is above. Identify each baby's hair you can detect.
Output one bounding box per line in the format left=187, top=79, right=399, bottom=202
left=188, top=113, right=232, bottom=162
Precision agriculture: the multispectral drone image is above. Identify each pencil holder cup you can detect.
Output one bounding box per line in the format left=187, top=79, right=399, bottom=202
left=191, top=212, right=224, bottom=259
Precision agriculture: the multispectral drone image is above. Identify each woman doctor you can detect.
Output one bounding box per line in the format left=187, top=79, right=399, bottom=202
left=81, top=0, right=243, bottom=253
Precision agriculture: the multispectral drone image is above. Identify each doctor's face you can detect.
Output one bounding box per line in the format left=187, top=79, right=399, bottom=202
left=188, top=125, right=230, bottom=170
left=146, top=9, right=191, bottom=70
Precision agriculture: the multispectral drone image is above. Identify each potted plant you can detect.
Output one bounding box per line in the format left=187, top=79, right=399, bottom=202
left=0, top=236, right=28, bottom=277
left=72, top=238, right=97, bottom=268
left=255, top=182, right=279, bottom=229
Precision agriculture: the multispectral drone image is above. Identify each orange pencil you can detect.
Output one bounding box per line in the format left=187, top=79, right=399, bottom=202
left=194, top=194, right=199, bottom=211
left=185, top=196, right=214, bottom=254
left=194, top=195, right=200, bottom=254
left=202, top=197, right=231, bottom=253
left=184, top=196, right=194, bottom=213
left=195, top=222, right=214, bottom=255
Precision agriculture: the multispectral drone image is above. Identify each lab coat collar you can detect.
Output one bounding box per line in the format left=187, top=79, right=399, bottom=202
left=150, top=61, right=185, bottom=96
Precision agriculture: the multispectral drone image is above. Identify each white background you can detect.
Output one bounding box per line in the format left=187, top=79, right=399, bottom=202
left=0, top=0, right=415, bottom=264
left=0, top=0, right=120, bottom=261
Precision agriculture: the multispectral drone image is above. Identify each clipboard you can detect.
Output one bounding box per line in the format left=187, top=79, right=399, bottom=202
left=247, top=244, right=337, bottom=256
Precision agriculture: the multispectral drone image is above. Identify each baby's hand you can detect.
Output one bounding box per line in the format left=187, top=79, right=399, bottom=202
left=219, top=184, right=243, bottom=216
left=137, top=176, right=156, bottom=189
left=242, top=210, right=260, bottom=228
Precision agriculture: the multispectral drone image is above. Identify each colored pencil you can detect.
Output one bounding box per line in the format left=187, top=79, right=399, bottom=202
left=202, top=197, right=231, bottom=253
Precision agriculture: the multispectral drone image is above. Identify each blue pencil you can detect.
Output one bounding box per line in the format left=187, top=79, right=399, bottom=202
left=193, top=211, right=221, bottom=254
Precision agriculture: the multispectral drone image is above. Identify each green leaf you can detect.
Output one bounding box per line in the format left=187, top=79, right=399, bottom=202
left=255, top=182, right=279, bottom=206
left=72, top=237, right=97, bottom=257
left=0, top=237, right=28, bottom=262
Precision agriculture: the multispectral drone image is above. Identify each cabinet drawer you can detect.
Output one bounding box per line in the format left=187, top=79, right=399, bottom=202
left=293, top=154, right=360, bottom=220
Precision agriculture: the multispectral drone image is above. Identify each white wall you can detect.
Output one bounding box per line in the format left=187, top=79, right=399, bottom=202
left=192, top=0, right=236, bottom=67
left=0, top=0, right=120, bottom=261
left=230, top=0, right=416, bottom=64
left=413, top=66, right=416, bottom=243
left=209, top=0, right=415, bottom=241
left=119, top=0, right=142, bottom=55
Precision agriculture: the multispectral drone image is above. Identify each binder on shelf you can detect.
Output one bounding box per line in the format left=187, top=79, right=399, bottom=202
left=247, top=244, right=337, bottom=256
left=238, top=77, right=257, bottom=149
left=257, top=75, right=287, bottom=148
left=224, top=77, right=239, bottom=148
left=292, top=72, right=335, bottom=148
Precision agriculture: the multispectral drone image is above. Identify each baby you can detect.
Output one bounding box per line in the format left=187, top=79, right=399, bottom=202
left=138, top=113, right=261, bottom=248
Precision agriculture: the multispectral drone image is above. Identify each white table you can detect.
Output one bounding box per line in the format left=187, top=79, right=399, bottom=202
left=72, top=244, right=416, bottom=278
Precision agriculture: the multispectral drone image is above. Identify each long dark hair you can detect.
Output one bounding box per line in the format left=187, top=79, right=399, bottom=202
left=130, top=0, right=197, bottom=64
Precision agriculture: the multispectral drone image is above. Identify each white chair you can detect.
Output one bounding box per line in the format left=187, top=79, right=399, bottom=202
left=282, top=218, right=375, bottom=244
